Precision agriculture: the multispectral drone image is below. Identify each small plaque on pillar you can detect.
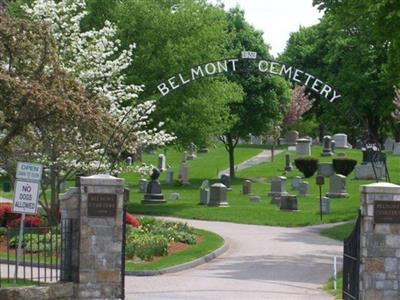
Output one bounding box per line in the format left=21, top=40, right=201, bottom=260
left=374, top=201, right=400, bottom=223
left=87, top=193, right=117, bottom=217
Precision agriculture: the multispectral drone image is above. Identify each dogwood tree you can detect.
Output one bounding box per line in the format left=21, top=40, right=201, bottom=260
left=283, top=85, right=314, bottom=126
left=23, top=0, right=175, bottom=169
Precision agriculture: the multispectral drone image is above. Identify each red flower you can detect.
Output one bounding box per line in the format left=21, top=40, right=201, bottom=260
left=7, top=216, right=43, bottom=228
left=126, top=213, right=140, bottom=228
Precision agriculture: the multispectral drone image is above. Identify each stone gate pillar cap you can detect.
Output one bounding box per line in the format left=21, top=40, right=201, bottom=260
left=360, top=182, right=400, bottom=194
left=81, top=174, right=124, bottom=186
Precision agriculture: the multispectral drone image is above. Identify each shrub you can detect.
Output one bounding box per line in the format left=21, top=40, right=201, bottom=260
left=333, top=158, right=357, bottom=176
left=126, top=232, right=168, bottom=261
left=7, top=216, right=43, bottom=228
left=0, top=204, right=20, bottom=226
left=294, top=156, right=319, bottom=178
left=126, top=213, right=140, bottom=228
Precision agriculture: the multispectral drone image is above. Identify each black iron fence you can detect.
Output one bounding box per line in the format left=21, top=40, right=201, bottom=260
left=0, top=218, right=77, bottom=287
left=343, top=211, right=361, bottom=300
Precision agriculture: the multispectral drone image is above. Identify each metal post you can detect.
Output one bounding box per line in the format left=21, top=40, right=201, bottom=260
left=14, top=213, right=25, bottom=286
left=333, top=256, right=337, bottom=290
left=319, top=185, right=323, bottom=221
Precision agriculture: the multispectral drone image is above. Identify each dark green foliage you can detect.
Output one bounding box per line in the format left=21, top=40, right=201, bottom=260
left=294, top=156, right=319, bottom=178
left=332, top=158, right=357, bottom=176
left=125, top=217, right=197, bottom=261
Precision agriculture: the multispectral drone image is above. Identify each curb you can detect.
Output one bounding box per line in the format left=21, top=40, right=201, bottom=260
left=126, top=238, right=229, bottom=276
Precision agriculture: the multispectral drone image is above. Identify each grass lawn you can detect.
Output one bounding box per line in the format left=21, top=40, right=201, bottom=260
left=125, top=228, right=223, bottom=272
left=0, top=278, right=39, bottom=288
left=324, top=271, right=343, bottom=300
left=320, top=222, right=356, bottom=241
left=123, top=144, right=400, bottom=227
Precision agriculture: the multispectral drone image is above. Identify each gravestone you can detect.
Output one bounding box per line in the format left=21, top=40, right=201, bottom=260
left=280, top=130, right=299, bottom=145
left=220, top=174, right=231, bottom=189
left=249, top=195, right=261, bottom=202
left=143, top=168, right=165, bottom=203
left=208, top=183, right=229, bottom=207
left=139, top=179, right=148, bottom=193
left=355, top=146, right=386, bottom=179
left=331, top=140, right=336, bottom=152
left=384, top=138, right=394, bottom=152
left=359, top=182, right=400, bottom=299
left=320, top=197, right=330, bottom=214
left=198, top=147, right=209, bottom=153
left=292, top=176, right=302, bottom=190
left=298, top=181, right=309, bottom=196
left=271, top=194, right=282, bottom=205
left=394, top=142, right=400, bottom=155
left=199, top=180, right=210, bottom=205
left=268, top=176, right=288, bottom=197
left=179, top=161, right=190, bottom=185
left=165, top=168, right=174, bottom=185
left=280, top=195, right=298, bottom=211
left=284, top=153, right=293, bottom=171
left=337, top=152, right=346, bottom=157
left=318, top=162, right=334, bottom=177
left=169, top=193, right=180, bottom=200
left=126, top=156, right=133, bottom=166
left=187, top=143, right=197, bottom=160
left=326, top=174, right=348, bottom=198
left=242, top=180, right=252, bottom=195
left=321, top=135, right=333, bottom=156
left=333, top=133, right=349, bottom=148
left=296, top=139, right=311, bottom=156
left=158, top=154, right=167, bottom=171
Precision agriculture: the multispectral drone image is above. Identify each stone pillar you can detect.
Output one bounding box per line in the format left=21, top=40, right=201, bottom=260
left=360, top=182, right=400, bottom=300
left=78, top=175, right=125, bottom=299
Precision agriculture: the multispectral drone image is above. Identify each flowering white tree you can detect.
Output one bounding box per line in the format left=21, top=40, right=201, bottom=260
left=23, top=0, right=175, bottom=169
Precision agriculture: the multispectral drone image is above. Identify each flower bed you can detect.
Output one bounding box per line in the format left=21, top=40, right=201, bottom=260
left=125, top=216, right=197, bottom=262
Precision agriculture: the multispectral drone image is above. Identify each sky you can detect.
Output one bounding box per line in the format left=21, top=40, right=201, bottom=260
left=209, top=0, right=323, bottom=57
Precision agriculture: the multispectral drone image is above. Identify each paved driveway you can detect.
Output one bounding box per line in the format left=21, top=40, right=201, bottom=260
left=125, top=218, right=342, bottom=300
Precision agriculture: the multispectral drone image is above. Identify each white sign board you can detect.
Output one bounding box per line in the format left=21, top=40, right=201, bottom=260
left=241, top=51, right=257, bottom=59
left=12, top=180, right=40, bottom=214
left=16, top=162, right=43, bottom=181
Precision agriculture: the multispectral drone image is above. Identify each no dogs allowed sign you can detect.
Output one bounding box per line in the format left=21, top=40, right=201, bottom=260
left=12, top=162, right=43, bottom=214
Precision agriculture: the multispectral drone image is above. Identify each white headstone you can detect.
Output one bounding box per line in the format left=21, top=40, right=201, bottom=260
left=268, top=176, right=288, bottom=196
left=158, top=154, right=167, bottom=171
left=296, top=139, right=311, bottom=156
left=165, top=168, right=174, bottom=185
left=333, top=133, right=349, bottom=148
left=384, top=138, right=395, bottom=152
left=179, top=162, right=190, bottom=185
left=394, top=142, right=400, bottom=156
left=327, top=174, right=349, bottom=198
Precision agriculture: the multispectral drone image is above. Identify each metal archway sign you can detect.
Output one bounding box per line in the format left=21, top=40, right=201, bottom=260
left=155, top=51, right=341, bottom=102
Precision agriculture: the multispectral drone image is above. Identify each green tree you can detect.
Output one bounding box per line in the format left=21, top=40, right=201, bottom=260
left=112, top=0, right=242, bottom=148
left=220, top=8, right=291, bottom=178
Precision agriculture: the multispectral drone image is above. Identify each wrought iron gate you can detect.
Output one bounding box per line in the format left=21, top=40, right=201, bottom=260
left=120, top=188, right=129, bottom=299
left=343, top=210, right=361, bottom=300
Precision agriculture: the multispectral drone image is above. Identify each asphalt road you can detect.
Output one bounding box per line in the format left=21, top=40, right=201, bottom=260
left=125, top=218, right=342, bottom=300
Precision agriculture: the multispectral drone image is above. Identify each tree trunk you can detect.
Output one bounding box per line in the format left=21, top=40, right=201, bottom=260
left=226, top=134, right=236, bottom=179
left=319, top=123, right=326, bottom=143
left=367, top=116, right=381, bottom=145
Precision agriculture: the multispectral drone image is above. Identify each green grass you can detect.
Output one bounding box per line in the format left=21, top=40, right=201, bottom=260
left=324, top=271, right=343, bottom=299
left=0, top=279, right=39, bottom=288
left=320, top=222, right=355, bottom=241
left=124, top=144, right=400, bottom=226
left=125, top=228, right=223, bottom=271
